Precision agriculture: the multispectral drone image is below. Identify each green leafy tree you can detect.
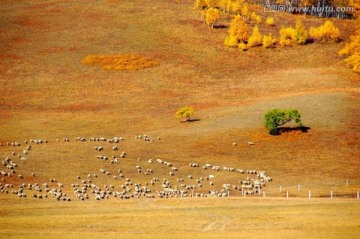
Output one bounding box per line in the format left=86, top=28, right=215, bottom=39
left=264, top=109, right=302, bottom=135
left=176, top=106, right=195, bottom=121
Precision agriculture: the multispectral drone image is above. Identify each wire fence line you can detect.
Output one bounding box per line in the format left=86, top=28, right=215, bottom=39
left=239, top=179, right=360, bottom=199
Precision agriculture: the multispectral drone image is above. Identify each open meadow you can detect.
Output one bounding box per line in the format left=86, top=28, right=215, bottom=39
left=0, top=0, right=359, bottom=238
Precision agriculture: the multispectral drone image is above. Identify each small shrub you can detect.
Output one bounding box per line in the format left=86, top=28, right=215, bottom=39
left=262, top=33, right=277, bottom=48
left=266, top=17, right=275, bottom=26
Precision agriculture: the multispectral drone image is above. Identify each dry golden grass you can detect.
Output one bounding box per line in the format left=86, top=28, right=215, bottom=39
left=0, top=0, right=359, bottom=238
left=81, top=54, right=160, bottom=71
left=0, top=197, right=359, bottom=239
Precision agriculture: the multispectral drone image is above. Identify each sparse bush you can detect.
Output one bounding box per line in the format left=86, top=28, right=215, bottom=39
left=176, top=106, right=195, bottom=122
left=247, top=25, right=262, bottom=47
left=309, top=20, right=341, bottom=43
left=264, top=109, right=303, bottom=135
left=262, top=33, right=277, bottom=48
left=266, top=17, right=275, bottom=26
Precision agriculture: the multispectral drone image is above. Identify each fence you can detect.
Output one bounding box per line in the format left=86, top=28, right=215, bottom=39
left=240, top=179, right=360, bottom=199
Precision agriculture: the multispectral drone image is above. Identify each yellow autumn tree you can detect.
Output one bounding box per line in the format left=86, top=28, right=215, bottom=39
left=262, top=33, right=277, bottom=48
left=294, top=19, right=308, bottom=45
left=230, top=1, right=241, bottom=14
left=266, top=17, right=275, bottom=26
left=309, top=20, right=341, bottom=43
left=194, top=0, right=207, bottom=9
left=348, top=0, right=360, bottom=18
left=176, top=106, right=195, bottom=122
left=225, top=14, right=248, bottom=47
left=205, top=7, right=221, bottom=28
left=218, top=0, right=228, bottom=12
left=224, top=35, right=239, bottom=47
left=339, top=19, right=360, bottom=73
left=241, top=3, right=249, bottom=20
left=279, top=20, right=308, bottom=46
left=279, top=26, right=296, bottom=46
left=250, top=12, right=261, bottom=24
left=205, top=0, right=219, bottom=8
left=247, top=25, right=262, bottom=47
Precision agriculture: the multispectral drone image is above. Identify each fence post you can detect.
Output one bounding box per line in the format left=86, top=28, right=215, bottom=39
left=330, top=190, right=333, bottom=199
left=279, top=185, right=282, bottom=193
left=286, top=191, right=289, bottom=199
left=346, top=179, right=349, bottom=187
left=297, top=184, right=300, bottom=192
left=308, top=190, right=311, bottom=199
left=357, top=191, right=359, bottom=200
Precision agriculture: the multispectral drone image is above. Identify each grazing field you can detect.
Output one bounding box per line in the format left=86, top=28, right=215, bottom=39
left=0, top=0, right=359, bottom=238
left=1, top=197, right=359, bottom=239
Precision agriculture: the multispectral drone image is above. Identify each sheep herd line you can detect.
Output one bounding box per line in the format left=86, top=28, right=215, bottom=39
left=0, top=135, right=273, bottom=202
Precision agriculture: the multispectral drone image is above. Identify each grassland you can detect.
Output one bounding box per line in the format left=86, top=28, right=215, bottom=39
left=0, top=197, right=359, bottom=239
left=0, top=0, right=359, bottom=238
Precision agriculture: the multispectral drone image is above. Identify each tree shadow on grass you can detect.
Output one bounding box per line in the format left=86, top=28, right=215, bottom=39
left=180, top=118, right=201, bottom=123
left=213, top=25, right=227, bottom=29
left=273, top=126, right=311, bottom=135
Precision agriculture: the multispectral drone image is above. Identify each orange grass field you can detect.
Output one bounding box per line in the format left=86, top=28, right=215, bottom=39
left=0, top=0, right=359, bottom=238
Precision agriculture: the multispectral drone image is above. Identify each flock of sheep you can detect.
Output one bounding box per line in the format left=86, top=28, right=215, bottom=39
left=0, top=135, right=272, bottom=202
